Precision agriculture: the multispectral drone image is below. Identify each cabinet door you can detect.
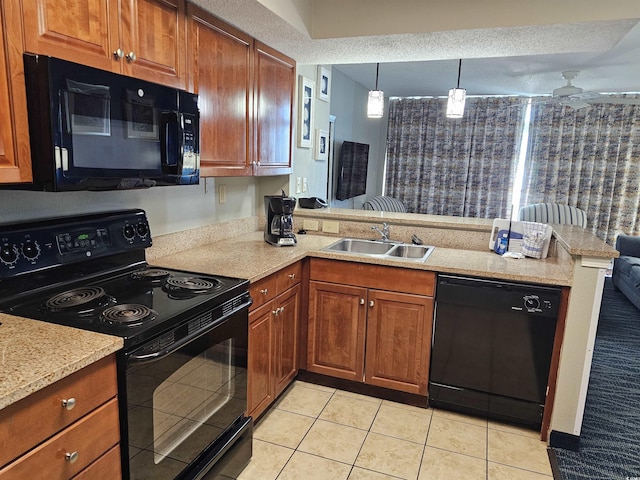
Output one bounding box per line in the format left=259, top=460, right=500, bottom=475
left=253, top=42, right=294, bottom=176
left=247, top=301, right=274, bottom=419
left=274, top=284, right=299, bottom=397
left=307, top=281, right=366, bottom=382
left=22, top=0, right=120, bottom=73
left=188, top=5, right=252, bottom=176
left=0, top=0, right=31, bottom=183
left=121, top=0, right=186, bottom=89
left=365, top=290, right=434, bottom=394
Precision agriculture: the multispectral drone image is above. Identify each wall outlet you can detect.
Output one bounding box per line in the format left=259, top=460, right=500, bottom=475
left=295, top=177, right=302, bottom=194
left=322, top=220, right=340, bottom=234
left=302, top=177, right=308, bottom=192
left=303, top=219, right=319, bottom=231
left=218, top=184, right=226, bottom=204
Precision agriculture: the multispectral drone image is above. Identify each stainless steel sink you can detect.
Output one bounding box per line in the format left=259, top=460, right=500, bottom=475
left=324, top=238, right=395, bottom=255
left=386, top=244, right=434, bottom=261
left=323, top=238, right=434, bottom=262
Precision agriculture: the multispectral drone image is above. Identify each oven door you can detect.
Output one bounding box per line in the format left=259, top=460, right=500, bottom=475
left=122, top=303, right=250, bottom=480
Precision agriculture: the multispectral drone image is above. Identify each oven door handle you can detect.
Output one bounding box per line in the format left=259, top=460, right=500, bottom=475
left=127, top=301, right=251, bottom=364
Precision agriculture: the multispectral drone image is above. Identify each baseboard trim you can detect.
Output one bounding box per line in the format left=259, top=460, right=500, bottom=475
left=549, top=430, right=581, bottom=451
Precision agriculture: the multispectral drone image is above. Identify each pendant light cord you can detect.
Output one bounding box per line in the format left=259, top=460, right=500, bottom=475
left=456, top=59, right=462, bottom=89
left=375, top=63, right=380, bottom=90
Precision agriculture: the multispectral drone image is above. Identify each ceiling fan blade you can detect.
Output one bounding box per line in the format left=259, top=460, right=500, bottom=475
left=588, top=97, right=640, bottom=105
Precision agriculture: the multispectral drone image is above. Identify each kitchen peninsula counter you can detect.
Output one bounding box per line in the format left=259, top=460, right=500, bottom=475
left=0, top=314, right=122, bottom=410
left=150, top=231, right=573, bottom=286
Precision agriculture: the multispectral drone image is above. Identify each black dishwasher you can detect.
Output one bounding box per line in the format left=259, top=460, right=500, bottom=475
left=429, top=274, right=560, bottom=427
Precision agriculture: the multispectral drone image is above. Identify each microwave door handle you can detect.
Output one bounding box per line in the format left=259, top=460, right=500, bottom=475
left=160, top=112, right=184, bottom=175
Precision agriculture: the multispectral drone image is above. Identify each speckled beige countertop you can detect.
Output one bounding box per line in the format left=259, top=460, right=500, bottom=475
left=152, top=231, right=574, bottom=286
left=0, top=315, right=122, bottom=410
left=294, top=207, right=619, bottom=259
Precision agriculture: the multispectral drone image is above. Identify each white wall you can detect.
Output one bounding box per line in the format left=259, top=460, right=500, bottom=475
left=0, top=175, right=287, bottom=235
left=329, top=68, right=388, bottom=208
left=290, top=64, right=332, bottom=200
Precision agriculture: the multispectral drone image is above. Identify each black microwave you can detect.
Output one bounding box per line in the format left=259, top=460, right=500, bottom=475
left=21, top=54, right=199, bottom=191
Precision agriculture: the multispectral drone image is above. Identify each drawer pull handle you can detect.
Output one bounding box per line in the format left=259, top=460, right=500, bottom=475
left=288, top=274, right=296, bottom=279
left=260, top=288, right=268, bottom=295
left=61, top=398, right=76, bottom=411
left=65, top=451, right=79, bottom=464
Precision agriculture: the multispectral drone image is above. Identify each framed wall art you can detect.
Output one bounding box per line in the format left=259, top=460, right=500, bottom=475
left=314, top=129, right=329, bottom=161
left=297, top=76, right=314, bottom=148
left=317, top=66, right=331, bottom=102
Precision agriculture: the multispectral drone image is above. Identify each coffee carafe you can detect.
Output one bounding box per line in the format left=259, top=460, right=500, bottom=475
left=265, top=191, right=297, bottom=246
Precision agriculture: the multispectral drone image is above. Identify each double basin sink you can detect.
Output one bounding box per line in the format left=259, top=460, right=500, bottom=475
left=322, top=238, right=435, bottom=262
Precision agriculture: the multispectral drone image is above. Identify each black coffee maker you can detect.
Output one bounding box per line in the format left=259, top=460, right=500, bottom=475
left=264, top=190, right=297, bottom=246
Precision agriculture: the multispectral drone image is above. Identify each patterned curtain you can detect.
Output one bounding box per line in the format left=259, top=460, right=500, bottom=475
left=520, top=98, right=640, bottom=245
left=385, top=96, right=527, bottom=218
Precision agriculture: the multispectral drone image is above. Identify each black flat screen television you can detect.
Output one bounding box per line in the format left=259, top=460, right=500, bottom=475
left=336, top=141, right=369, bottom=200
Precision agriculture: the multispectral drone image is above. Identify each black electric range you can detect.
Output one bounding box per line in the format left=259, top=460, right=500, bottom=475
left=0, top=209, right=253, bottom=480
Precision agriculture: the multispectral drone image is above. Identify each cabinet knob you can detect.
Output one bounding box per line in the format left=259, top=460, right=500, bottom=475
left=272, top=309, right=278, bottom=315
left=256, top=161, right=261, bottom=167
left=360, top=298, right=365, bottom=305
left=260, top=288, right=268, bottom=295
left=126, top=51, right=137, bottom=62
left=61, top=398, right=76, bottom=411
left=65, top=451, right=79, bottom=464
left=288, top=274, right=296, bottom=279
left=369, top=300, right=374, bottom=307
left=113, top=48, right=124, bottom=59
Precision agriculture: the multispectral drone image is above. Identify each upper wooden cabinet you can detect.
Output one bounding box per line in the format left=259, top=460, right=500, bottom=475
left=188, top=5, right=295, bottom=177
left=188, top=5, right=253, bottom=176
left=22, top=0, right=187, bottom=89
left=0, top=0, right=32, bottom=184
left=253, top=42, right=295, bottom=176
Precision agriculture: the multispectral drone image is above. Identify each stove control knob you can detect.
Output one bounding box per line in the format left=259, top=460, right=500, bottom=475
left=123, top=225, right=136, bottom=241
left=22, top=241, right=41, bottom=261
left=0, top=245, right=19, bottom=265
left=137, top=223, right=148, bottom=238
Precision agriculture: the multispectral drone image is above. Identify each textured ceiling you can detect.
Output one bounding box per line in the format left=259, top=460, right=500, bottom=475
left=191, top=0, right=640, bottom=96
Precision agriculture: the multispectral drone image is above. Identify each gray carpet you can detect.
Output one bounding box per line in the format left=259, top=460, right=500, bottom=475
left=551, top=278, right=640, bottom=479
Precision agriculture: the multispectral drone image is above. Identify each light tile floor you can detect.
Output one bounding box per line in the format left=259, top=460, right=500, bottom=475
left=238, top=381, right=553, bottom=480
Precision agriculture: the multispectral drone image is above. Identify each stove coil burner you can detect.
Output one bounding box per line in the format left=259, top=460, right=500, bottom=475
left=45, top=287, right=116, bottom=315
left=100, top=304, right=157, bottom=326
left=131, top=268, right=171, bottom=284
left=163, top=276, right=222, bottom=298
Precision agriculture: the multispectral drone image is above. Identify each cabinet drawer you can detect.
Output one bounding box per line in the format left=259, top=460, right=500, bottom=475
left=310, top=258, right=435, bottom=296
left=249, top=275, right=277, bottom=313
left=276, top=262, right=302, bottom=294
left=0, top=399, right=120, bottom=480
left=0, top=355, right=117, bottom=467
left=72, top=445, right=121, bottom=480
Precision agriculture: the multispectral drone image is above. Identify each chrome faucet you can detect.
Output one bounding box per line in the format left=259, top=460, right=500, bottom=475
left=371, top=223, right=391, bottom=242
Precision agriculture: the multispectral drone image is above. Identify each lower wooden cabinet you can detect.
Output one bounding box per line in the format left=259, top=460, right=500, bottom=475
left=307, top=259, right=435, bottom=395
left=247, top=262, right=301, bottom=419
left=0, top=354, right=121, bottom=479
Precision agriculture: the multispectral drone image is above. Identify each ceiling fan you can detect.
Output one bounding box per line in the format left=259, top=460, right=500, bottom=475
left=534, top=71, right=640, bottom=109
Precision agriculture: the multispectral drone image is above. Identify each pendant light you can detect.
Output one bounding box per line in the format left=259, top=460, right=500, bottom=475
left=367, top=63, right=384, bottom=118
left=446, top=59, right=466, bottom=118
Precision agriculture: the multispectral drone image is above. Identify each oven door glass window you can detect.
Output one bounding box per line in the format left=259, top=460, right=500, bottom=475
left=152, top=339, right=236, bottom=463
left=126, top=310, right=248, bottom=480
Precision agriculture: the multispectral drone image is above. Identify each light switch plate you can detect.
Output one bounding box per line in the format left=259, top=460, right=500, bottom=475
left=322, top=220, right=340, bottom=234
left=296, top=177, right=302, bottom=194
